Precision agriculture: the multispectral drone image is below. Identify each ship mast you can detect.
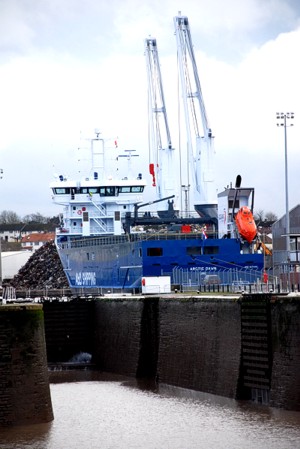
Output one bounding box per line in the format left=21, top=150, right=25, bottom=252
left=174, top=14, right=217, bottom=218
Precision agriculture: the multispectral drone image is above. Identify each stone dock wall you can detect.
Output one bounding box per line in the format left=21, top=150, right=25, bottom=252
left=0, top=304, right=53, bottom=427
left=1, top=294, right=299, bottom=425
left=156, top=298, right=241, bottom=398
left=90, top=295, right=300, bottom=411
left=269, top=298, right=300, bottom=410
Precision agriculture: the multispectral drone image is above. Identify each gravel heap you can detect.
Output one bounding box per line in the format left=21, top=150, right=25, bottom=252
left=9, top=241, right=69, bottom=290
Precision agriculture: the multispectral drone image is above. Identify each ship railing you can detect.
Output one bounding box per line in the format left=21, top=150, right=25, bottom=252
left=68, top=233, right=132, bottom=249
left=172, top=266, right=297, bottom=294
left=60, top=231, right=206, bottom=249
left=141, top=231, right=208, bottom=241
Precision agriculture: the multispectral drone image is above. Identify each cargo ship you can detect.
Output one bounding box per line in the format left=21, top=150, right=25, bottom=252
left=50, top=15, right=263, bottom=293
left=50, top=133, right=263, bottom=292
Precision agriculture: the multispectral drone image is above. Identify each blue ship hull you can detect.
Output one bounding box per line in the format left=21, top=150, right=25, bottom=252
left=57, top=233, right=264, bottom=291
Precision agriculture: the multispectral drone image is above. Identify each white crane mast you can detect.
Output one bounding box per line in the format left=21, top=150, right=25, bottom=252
left=145, top=37, right=177, bottom=207
left=174, top=15, right=217, bottom=218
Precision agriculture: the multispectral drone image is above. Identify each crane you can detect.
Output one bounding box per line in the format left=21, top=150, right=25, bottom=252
left=145, top=37, right=178, bottom=213
left=174, top=14, right=217, bottom=219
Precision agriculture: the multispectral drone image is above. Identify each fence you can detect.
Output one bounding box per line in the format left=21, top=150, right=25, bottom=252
left=172, top=267, right=298, bottom=294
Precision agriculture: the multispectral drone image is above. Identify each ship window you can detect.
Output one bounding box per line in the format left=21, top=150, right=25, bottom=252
left=100, top=187, right=116, bottom=196
left=80, top=187, right=100, bottom=194
left=203, top=246, right=219, bottom=255
left=87, top=252, right=90, bottom=260
left=53, top=188, right=70, bottom=194
left=187, top=246, right=202, bottom=255
left=147, top=247, right=163, bottom=257
left=131, top=186, right=144, bottom=193
left=139, top=248, right=142, bottom=257
left=119, top=186, right=131, bottom=193
left=106, top=187, right=115, bottom=196
left=117, top=186, right=144, bottom=193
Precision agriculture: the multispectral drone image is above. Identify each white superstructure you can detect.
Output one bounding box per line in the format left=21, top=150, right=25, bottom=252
left=50, top=133, right=147, bottom=237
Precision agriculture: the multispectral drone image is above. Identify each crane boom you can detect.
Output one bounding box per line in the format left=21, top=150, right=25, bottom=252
left=145, top=37, right=177, bottom=208
left=174, top=15, right=217, bottom=218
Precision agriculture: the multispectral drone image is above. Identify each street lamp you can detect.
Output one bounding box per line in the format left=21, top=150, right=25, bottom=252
left=276, top=112, right=294, bottom=290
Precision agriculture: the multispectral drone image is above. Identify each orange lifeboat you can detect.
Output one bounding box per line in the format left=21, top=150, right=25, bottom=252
left=235, top=206, right=257, bottom=243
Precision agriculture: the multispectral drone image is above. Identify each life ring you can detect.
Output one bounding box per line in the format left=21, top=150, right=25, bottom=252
left=77, top=210, right=82, bottom=215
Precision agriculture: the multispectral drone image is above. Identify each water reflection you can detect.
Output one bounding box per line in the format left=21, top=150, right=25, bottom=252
left=0, top=371, right=299, bottom=449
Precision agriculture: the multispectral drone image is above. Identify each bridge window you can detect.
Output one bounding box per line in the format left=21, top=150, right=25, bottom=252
left=53, top=188, right=70, bottom=194
left=118, top=186, right=131, bottom=193
left=131, top=186, right=144, bottom=192
left=80, top=187, right=100, bottom=194
left=88, top=188, right=99, bottom=194
left=100, top=187, right=116, bottom=196
left=118, top=186, right=144, bottom=193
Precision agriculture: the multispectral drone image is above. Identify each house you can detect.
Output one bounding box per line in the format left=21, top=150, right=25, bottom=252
left=21, top=232, right=55, bottom=252
left=272, top=204, right=300, bottom=286
left=0, top=223, right=56, bottom=243
left=272, top=205, right=300, bottom=266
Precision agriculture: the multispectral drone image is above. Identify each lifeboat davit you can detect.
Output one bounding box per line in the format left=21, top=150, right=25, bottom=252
left=235, top=206, right=257, bottom=243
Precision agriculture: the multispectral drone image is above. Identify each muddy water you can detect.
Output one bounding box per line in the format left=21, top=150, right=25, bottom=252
left=0, top=371, right=299, bottom=449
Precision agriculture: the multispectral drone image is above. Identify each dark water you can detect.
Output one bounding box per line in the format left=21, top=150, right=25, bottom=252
left=1, top=371, right=300, bottom=449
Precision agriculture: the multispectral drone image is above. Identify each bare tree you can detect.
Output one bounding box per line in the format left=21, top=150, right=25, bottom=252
left=265, top=211, right=278, bottom=222
left=254, top=209, right=265, bottom=222
left=254, top=209, right=278, bottom=225
left=23, top=212, right=49, bottom=224
left=0, top=210, right=21, bottom=224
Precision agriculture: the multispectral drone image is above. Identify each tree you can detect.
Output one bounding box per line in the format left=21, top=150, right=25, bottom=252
left=0, top=210, right=60, bottom=227
left=0, top=210, right=21, bottom=224
left=254, top=209, right=278, bottom=225
left=23, top=212, right=49, bottom=224
left=265, top=211, right=278, bottom=222
left=254, top=209, right=265, bottom=222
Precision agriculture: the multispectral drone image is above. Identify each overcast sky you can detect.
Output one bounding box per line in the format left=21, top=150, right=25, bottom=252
left=0, top=0, right=300, bottom=219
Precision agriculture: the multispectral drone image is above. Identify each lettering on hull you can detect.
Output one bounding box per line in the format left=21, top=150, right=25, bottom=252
left=75, top=271, right=97, bottom=286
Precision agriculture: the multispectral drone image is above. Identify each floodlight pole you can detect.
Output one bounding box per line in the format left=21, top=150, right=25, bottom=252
left=276, top=112, right=294, bottom=291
